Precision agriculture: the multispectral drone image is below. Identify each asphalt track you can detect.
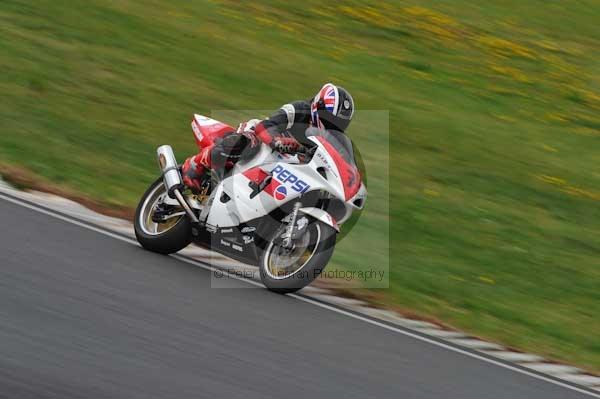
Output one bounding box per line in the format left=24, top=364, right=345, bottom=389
left=0, top=196, right=594, bottom=399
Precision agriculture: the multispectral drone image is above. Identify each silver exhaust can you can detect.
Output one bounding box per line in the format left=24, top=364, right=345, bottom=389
left=156, top=145, right=183, bottom=199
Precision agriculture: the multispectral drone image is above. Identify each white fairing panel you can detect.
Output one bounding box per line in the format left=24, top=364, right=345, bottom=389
left=349, top=182, right=367, bottom=210
left=299, top=207, right=340, bottom=232
left=205, top=138, right=348, bottom=228
left=307, top=138, right=345, bottom=200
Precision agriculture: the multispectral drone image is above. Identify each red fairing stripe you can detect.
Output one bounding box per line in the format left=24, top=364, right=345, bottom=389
left=242, top=167, right=269, bottom=185
left=316, top=137, right=361, bottom=201
left=254, top=122, right=273, bottom=145
left=242, top=167, right=280, bottom=197
left=263, top=179, right=279, bottom=197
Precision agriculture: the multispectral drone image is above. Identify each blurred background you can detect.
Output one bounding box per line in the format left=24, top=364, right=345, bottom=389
left=1, top=0, right=599, bottom=372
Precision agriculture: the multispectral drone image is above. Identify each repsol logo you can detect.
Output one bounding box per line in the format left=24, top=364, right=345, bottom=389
left=271, top=165, right=310, bottom=193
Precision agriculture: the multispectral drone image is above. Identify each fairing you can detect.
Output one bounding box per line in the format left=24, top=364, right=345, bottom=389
left=191, top=114, right=234, bottom=150
left=191, top=119, right=365, bottom=232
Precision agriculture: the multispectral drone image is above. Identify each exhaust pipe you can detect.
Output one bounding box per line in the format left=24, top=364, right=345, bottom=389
left=156, top=145, right=200, bottom=224
left=157, top=145, right=183, bottom=198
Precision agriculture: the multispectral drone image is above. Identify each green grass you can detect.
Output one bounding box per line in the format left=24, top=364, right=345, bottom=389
left=1, top=0, right=600, bottom=371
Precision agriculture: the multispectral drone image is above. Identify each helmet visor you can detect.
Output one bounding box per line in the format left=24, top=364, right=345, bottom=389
left=317, top=108, right=351, bottom=132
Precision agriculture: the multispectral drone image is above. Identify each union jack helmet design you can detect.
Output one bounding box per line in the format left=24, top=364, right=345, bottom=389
left=311, top=83, right=355, bottom=132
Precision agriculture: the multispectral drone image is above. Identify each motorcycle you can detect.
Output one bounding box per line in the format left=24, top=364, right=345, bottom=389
left=134, top=114, right=367, bottom=293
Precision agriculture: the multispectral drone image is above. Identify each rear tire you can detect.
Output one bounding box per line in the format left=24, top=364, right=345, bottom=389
left=259, top=219, right=337, bottom=294
left=134, top=177, right=192, bottom=255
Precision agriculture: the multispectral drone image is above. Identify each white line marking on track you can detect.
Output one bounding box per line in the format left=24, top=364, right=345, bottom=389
left=0, top=191, right=598, bottom=398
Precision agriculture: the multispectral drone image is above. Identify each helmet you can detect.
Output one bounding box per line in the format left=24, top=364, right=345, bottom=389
left=311, top=83, right=355, bottom=132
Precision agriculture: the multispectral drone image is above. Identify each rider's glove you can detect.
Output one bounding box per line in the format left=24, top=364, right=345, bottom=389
left=271, top=137, right=301, bottom=154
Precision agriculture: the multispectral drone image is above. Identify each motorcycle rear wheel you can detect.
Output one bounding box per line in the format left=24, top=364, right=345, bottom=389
left=134, top=177, right=192, bottom=254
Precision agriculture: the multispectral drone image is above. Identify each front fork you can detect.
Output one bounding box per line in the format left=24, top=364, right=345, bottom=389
left=281, top=201, right=301, bottom=248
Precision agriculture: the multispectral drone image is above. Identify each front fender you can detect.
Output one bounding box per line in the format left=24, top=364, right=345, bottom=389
left=298, top=207, right=339, bottom=232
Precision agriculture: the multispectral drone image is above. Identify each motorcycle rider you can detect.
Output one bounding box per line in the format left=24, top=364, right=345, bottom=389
left=181, top=83, right=355, bottom=193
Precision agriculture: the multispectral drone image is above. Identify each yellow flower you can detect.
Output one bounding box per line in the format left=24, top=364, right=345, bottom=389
left=479, top=276, right=496, bottom=285
left=536, top=175, right=567, bottom=186
left=489, top=65, right=531, bottom=83
left=541, top=144, right=558, bottom=152
left=478, top=35, right=536, bottom=59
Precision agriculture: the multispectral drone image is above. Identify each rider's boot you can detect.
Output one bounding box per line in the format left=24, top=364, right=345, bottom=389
left=182, top=153, right=209, bottom=194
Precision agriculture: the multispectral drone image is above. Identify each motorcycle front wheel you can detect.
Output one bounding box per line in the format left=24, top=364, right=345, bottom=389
left=134, top=177, right=192, bottom=254
left=259, top=218, right=337, bottom=294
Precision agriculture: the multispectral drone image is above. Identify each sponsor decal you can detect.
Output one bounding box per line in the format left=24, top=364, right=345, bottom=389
left=315, top=152, right=337, bottom=177
left=274, top=185, right=287, bottom=200
left=271, top=165, right=311, bottom=193
left=242, top=235, right=254, bottom=244
left=243, top=165, right=311, bottom=200
left=232, top=244, right=243, bottom=252
left=241, top=226, right=256, bottom=233
left=191, top=121, right=204, bottom=142
left=220, top=228, right=233, bottom=234
left=220, top=239, right=231, bottom=247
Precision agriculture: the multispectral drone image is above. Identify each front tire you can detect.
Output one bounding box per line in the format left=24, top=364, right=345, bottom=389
left=134, top=177, right=192, bottom=254
left=259, top=218, right=337, bottom=294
